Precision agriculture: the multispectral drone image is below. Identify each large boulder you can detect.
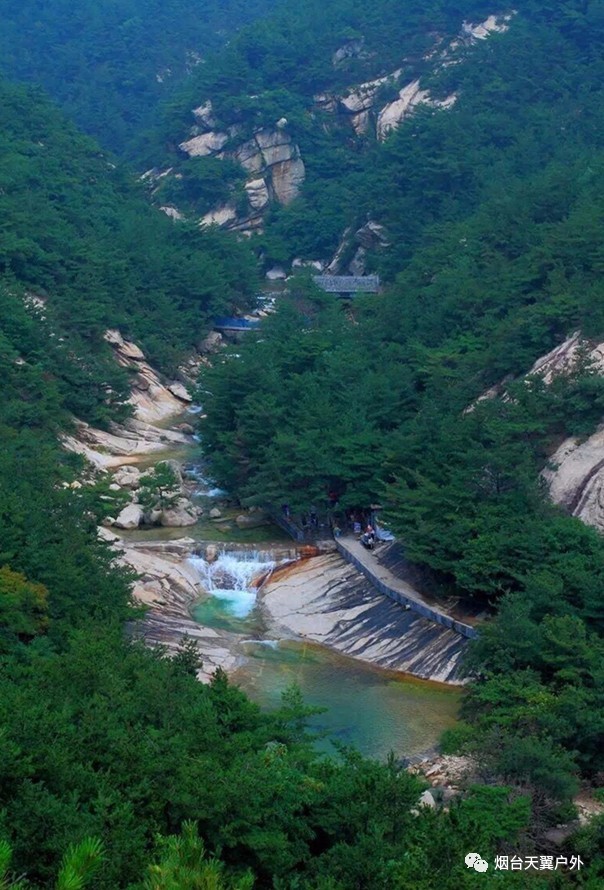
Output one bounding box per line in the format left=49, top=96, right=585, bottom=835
left=235, top=510, right=269, bottom=529
left=179, top=131, right=229, bottom=157
left=271, top=157, right=306, bottom=205
left=113, top=466, right=141, bottom=489
left=114, top=503, right=144, bottom=529
left=160, top=498, right=199, bottom=527
left=168, top=382, right=192, bottom=403
left=199, top=330, right=223, bottom=354
left=245, top=177, right=270, bottom=210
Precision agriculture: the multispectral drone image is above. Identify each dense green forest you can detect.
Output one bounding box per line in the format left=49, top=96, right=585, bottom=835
left=197, top=0, right=604, bottom=861
left=0, top=59, right=548, bottom=889
left=0, top=0, right=281, bottom=156
left=0, top=76, right=258, bottom=396
left=2, top=0, right=604, bottom=884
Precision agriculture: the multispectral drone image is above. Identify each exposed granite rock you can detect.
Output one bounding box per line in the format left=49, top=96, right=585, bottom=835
left=245, top=177, right=270, bottom=210
left=467, top=332, right=604, bottom=532
left=179, top=131, right=229, bottom=157
left=261, top=554, right=468, bottom=683
left=199, top=330, right=223, bottom=354
left=160, top=205, right=184, bottom=220
left=529, top=331, right=604, bottom=383
left=377, top=80, right=456, bottom=140
left=332, top=38, right=365, bottom=67
left=62, top=418, right=190, bottom=469
left=200, top=203, right=238, bottom=227
left=462, top=13, right=514, bottom=41
left=168, top=382, right=192, bottom=403
left=266, top=266, right=287, bottom=280
left=271, top=156, right=305, bottom=204
left=104, top=329, right=191, bottom=424
left=109, top=536, right=240, bottom=681
left=544, top=428, right=604, bottom=531
left=192, top=100, right=217, bottom=129
left=114, top=503, right=144, bottom=529
left=160, top=497, right=199, bottom=528
left=113, top=466, right=141, bottom=489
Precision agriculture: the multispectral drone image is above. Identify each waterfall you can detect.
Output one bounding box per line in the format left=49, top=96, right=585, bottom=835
left=189, top=550, right=274, bottom=618
left=182, top=463, right=227, bottom=498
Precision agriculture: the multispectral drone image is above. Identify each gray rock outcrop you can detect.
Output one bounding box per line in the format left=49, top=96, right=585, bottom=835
left=168, top=382, right=192, bottom=403
left=261, top=554, right=468, bottom=683
left=177, top=117, right=305, bottom=233
left=114, top=503, right=144, bottom=529
left=113, top=466, right=142, bottom=489
left=160, top=497, right=199, bottom=527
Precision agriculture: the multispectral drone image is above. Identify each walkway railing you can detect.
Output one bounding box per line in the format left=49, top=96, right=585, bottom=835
left=334, top=539, right=479, bottom=640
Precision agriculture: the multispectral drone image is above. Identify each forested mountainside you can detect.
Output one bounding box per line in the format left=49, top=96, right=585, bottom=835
left=198, top=0, right=604, bottom=844
left=0, top=25, right=553, bottom=888
left=0, top=0, right=280, bottom=155
left=147, top=1, right=604, bottom=275
left=0, top=66, right=542, bottom=890
left=0, top=76, right=257, bottom=404
left=2, top=0, right=604, bottom=885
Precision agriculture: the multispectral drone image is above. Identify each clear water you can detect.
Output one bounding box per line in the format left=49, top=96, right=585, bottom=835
left=190, top=551, right=460, bottom=759
left=235, top=640, right=459, bottom=759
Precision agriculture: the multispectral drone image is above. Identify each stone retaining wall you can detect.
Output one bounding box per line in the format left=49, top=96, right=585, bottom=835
left=335, top=540, right=478, bottom=640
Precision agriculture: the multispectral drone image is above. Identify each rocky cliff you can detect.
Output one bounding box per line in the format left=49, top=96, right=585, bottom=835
left=148, top=12, right=513, bottom=245
left=472, top=331, right=604, bottom=533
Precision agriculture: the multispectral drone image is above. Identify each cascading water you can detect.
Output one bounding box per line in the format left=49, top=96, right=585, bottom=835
left=182, top=464, right=227, bottom=499
left=189, top=548, right=460, bottom=758
left=189, top=550, right=274, bottom=618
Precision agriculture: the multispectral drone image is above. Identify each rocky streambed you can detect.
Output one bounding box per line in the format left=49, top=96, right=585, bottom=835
left=65, top=328, right=463, bottom=756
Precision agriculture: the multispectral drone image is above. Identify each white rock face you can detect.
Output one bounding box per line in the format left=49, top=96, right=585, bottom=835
left=266, top=267, right=287, bottom=281
left=271, top=156, right=306, bottom=204
left=462, top=13, right=514, bottom=41
left=528, top=332, right=604, bottom=384
left=192, top=100, right=217, bottom=129
left=160, top=205, right=184, bottom=221
left=168, top=382, right=192, bottom=403
left=114, top=503, right=144, bottom=529
left=200, top=204, right=238, bottom=227
left=245, top=177, right=270, bottom=210
left=113, top=466, right=142, bottom=489
left=341, top=70, right=402, bottom=114
left=292, top=258, right=324, bottom=271
left=198, top=330, right=223, bottom=354
left=468, top=331, right=604, bottom=532
left=179, top=131, right=229, bottom=157
left=234, top=139, right=266, bottom=174
left=105, top=329, right=145, bottom=361
left=183, top=122, right=306, bottom=226
left=377, top=80, right=457, bottom=140
left=539, top=334, right=604, bottom=531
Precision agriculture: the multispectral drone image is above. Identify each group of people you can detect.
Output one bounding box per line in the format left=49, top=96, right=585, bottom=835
left=344, top=510, right=377, bottom=549
left=280, top=503, right=378, bottom=548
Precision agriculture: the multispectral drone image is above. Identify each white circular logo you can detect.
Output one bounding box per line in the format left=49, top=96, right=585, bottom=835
left=465, top=853, right=489, bottom=872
